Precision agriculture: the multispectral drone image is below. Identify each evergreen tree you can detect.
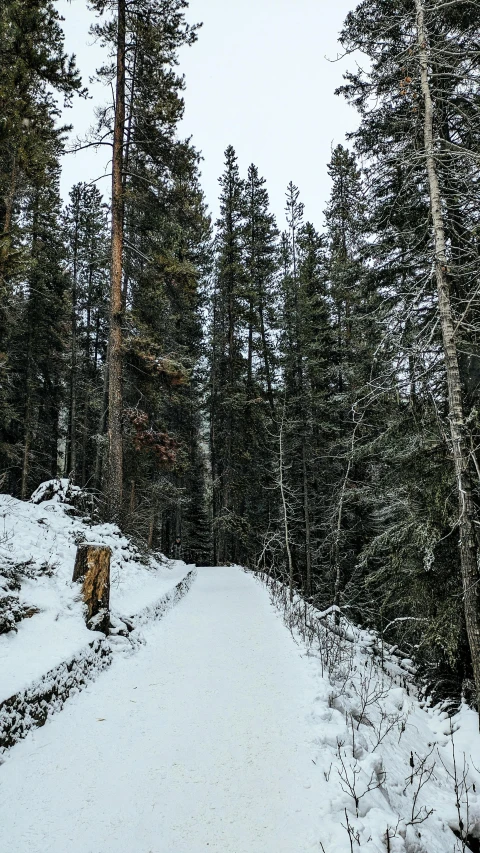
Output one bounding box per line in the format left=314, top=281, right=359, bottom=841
left=209, top=146, right=247, bottom=564
left=278, top=183, right=315, bottom=594
left=8, top=157, right=69, bottom=497
left=322, top=146, right=374, bottom=609
left=295, top=221, right=335, bottom=596
left=244, top=164, right=278, bottom=413
left=0, top=0, right=83, bottom=496
left=62, top=183, right=109, bottom=488
left=89, top=0, right=210, bottom=555
left=338, top=0, right=480, bottom=702
left=237, top=164, right=279, bottom=567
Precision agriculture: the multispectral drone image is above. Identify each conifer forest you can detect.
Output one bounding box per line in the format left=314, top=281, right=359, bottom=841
left=2, top=0, right=480, bottom=729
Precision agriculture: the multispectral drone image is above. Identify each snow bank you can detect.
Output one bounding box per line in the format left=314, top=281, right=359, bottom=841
left=0, top=637, right=111, bottom=750
left=0, top=570, right=196, bottom=754
left=0, top=481, right=197, bottom=751
left=258, top=574, right=480, bottom=853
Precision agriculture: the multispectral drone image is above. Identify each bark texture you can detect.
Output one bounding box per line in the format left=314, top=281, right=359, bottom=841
left=416, top=0, right=480, bottom=713
left=279, top=403, right=294, bottom=602
left=73, top=543, right=111, bottom=634
left=107, top=0, right=126, bottom=523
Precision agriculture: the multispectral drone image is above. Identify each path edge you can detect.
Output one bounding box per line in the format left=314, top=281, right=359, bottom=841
left=0, top=568, right=197, bottom=754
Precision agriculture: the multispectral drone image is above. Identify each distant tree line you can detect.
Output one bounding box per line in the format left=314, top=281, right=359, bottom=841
left=1, top=0, right=480, bottom=708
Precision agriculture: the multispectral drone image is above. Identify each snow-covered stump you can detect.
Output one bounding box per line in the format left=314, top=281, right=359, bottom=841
left=0, top=570, right=197, bottom=754
left=73, top=544, right=111, bottom=634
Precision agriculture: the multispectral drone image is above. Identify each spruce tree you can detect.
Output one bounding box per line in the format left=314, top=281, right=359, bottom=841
left=62, top=183, right=109, bottom=488
left=278, top=183, right=314, bottom=593
left=89, top=0, right=209, bottom=549
left=9, top=158, right=69, bottom=497
left=209, top=146, right=247, bottom=564
left=0, top=0, right=83, bottom=496
left=338, top=0, right=480, bottom=704
left=238, top=164, right=279, bottom=567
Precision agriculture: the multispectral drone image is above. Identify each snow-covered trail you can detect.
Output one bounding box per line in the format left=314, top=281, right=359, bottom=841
left=0, top=567, right=322, bottom=853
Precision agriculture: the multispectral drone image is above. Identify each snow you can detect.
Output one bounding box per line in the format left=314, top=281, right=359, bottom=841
left=263, top=579, right=480, bottom=852
left=0, top=485, right=193, bottom=703
left=0, top=567, right=323, bottom=852
left=2, top=564, right=480, bottom=852
left=0, top=610, right=101, bottom=703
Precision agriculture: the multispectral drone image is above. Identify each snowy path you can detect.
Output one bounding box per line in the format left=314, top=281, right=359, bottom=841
left=0, top=567, right=322, bottom=853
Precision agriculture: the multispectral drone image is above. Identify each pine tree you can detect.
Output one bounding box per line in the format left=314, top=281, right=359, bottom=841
left=338, top=0, right=480, bottom=704
left=62, top=183, right=109, bottom=488
left=236, top=164, right=279, bottom=568
left=278, top=183, right=315, bottom=593
left=295, top=221, right=334, bottom=597
left=209, top=146, right=248, bottom=564
left=244, top=164, right=278, bottom=413
left=0, top=0, right=83, bottom=496
left=89, top=0, right=208, bottom=546
left=9, top=158, right=69, bottom=498
left=322, top=146, right=373, bottom=609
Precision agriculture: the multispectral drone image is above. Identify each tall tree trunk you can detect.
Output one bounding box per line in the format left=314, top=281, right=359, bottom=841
left=129, top=479, right=135, bottom=519
left=94, top=349, right=109, bottom=493
left=148, top=506, right=156, bottom=550
left=81, top=400, right=89, bottom=487
left=81, top=264, right=94, bottom=487
left=302, top=444, right=312, bottom=595
left=107, top=0, right=126, bottom=523
left=0, top=155, right=17, bottom=297
left=247, top=297, right=253, bottom=388
left=20, top=394, right=32, bottom=501
left=21, top=200, right=37, bottom=500
left=121, top=33, right=138, bottom=308
left=333, top=456, right=351, bottom=614
left=416, top=0, right=480, bottom=715
left=210, top=286, right=218, bottom=565
left=258, top=302, right=275, bottom=414
left=0, top=156, right=17, bottom=271
left=279, top=401, right=294, bottom=602
left=67, top=207, right=79, bottom=481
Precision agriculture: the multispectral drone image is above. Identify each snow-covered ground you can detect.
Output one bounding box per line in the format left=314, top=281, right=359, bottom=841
left=1, top=565, right=480, bottom=852
left=258, top=575, right=480, bottom=852
left=0, top=566, right=321, bottom=852
left=0, top=481, right=192, bottom=703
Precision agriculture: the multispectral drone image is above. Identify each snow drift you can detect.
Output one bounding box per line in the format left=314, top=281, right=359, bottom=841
left=0, top=480, right=196, bottom=751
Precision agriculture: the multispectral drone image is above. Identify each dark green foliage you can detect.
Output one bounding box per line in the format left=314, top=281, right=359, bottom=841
left=89, top=0, right=211, bottom=559
left=208, top=150, right=280, bottom=567
left=7, top=169, right=68, bottom=496
left=209, top=146, right=248, bottom=564
left=333, top=0, right=480, bottom=703
left=62, top=182, right=109, bottom=488
left=0, top=0, right=83, bottom=496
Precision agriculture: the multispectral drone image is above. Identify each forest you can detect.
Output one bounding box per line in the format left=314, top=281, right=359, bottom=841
left=1, top=0, right=480, bottom=716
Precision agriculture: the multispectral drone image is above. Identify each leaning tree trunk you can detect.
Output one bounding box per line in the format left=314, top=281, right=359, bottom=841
left=416, top=0, right=480, bottom=714
left=279, top=401, right=294, bottom=602
left=107, top=0, right=126, bottom=523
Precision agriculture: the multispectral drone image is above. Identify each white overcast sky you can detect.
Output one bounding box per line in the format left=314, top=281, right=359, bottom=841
left=57, top=0, right=358, bottom=230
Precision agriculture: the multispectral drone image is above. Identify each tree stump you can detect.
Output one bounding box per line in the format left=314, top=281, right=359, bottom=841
left=73, top=544, right=111, bottom=634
